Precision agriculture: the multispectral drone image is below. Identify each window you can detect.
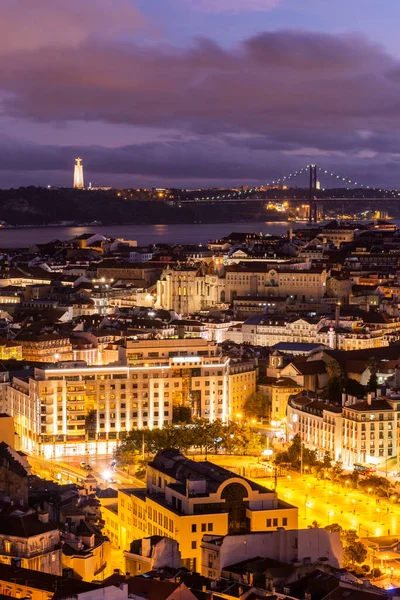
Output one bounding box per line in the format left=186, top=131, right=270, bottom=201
left=208, top=523, right=213, bottom=532
left=266, top=519, right=272, bottom=527
left=191, top=524, right=197, bottom=533
left=191, top=541, right=197, bottom=549
left=201, top=523, right=206, bottom=532
left=282, top=517, right=288, bottom=526
left=273, top=518, right=278, bottom=527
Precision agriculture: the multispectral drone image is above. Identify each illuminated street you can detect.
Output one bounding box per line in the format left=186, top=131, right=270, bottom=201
left=259, top=471, right=400, bottom=537
left=28, top=454, right=144, bottom=490
left=200, top=454, right=400, bottom=537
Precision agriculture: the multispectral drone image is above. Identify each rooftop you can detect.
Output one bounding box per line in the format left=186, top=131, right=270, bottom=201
left=149, top=449, right=275, bottom=495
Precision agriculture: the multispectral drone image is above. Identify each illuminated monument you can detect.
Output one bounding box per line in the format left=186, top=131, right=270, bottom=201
left=73, top=157, right=84, bottom=189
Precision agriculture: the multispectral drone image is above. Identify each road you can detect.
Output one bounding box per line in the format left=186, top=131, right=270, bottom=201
left=198, top=455, right=400, bottom=538
left=28, top=454, right=144, bottom=490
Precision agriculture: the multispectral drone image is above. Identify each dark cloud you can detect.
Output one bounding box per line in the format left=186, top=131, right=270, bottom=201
left=0, top=137, right=397, bottom=189
left=1, top=21, right=400, bottom=186
left=0, top=29, right=398, bottom=133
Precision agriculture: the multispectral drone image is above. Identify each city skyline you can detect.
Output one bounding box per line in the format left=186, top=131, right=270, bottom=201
left=2, top=1, right=400, bottom=188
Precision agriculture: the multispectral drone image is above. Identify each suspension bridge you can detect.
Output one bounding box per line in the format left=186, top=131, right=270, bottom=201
left=176, top=164, right=400, bottom=224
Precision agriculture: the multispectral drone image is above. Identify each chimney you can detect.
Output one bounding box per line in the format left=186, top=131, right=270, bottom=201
left=11, top=557, right=21, bottom=569
left=38, top=511, right=49, bottom=524
left=367, top=393, right=372, bottom=406
left=341, top=391, right=347, bottom=407
left=62, top=568, right=74, bottom=579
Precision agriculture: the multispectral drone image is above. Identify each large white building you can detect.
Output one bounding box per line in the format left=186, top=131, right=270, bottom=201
left=287, top=396, right=343, bottom=462
left=240, top=315, right=389, bottom=350
left=342, top=395, right=400, bottom=467
left=5, top=339, right=232, bottom=458
left=156, top=263, right=328, bottom=315
left=287, top=393, right=400, bottom=468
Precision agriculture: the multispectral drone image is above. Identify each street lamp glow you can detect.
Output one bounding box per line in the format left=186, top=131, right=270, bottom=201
left=102, top=469, right=113, bottom=482
left=262, top=449, right=273, bottom=457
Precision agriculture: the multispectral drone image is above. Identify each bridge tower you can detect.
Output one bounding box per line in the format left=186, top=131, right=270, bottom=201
left=308, top=164, right=318, bottom=223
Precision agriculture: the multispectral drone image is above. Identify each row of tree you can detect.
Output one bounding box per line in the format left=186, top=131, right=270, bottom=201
left=115, top=419, right=267, bottom=468
left=275, top=435, right=395, bottom=497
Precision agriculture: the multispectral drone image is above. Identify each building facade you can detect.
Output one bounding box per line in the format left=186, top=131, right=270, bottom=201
left=0, top=514, right=62, bottom=575
left=6, top=339, right=231, bottom=457
left=156, top=263, right=328, bottom=314
left=341, top=396, right=400, bottom=467
left=287, top=393, right=400, bottom=468
left=118, top=450, right=298, bottom=573
left=287, top=396, right=343, bottom=463
left=228, top=361, right=257, bottom=419
left=241, top=315, right=389, bottom=350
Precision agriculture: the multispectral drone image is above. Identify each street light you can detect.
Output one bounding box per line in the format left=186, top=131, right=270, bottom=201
left=304, top=499, right=313, bottom=518
left=328, top=510, right=334, bottom=525
left=262, top=449, right=274, bottom=457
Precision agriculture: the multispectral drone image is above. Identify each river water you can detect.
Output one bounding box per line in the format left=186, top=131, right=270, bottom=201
left=0, top=221, right=294, bottom=248
left=0, top=220, right=398, bottom=248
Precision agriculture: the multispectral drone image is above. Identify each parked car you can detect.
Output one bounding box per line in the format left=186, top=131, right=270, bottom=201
left=80, top=461, right=93, bottom=471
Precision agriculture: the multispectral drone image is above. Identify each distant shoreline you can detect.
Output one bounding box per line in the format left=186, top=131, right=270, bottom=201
left=1, top=216, right=290, bottom=229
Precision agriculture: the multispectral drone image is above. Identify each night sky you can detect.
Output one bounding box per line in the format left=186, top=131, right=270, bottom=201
left=2, top=0, right=400, bottom=189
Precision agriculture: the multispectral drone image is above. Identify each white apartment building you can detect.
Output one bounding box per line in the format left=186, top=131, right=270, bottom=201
left=287, top=396, right=343, bottom=462
left=287, top=394, right=400, bottom=468
left=6, top=339, right=230, bottom=458
left=342, top=396, right=400, bottom=467
left=201, top=528, right=342, bottom=580
left=241, top=316, right=389, bottom=350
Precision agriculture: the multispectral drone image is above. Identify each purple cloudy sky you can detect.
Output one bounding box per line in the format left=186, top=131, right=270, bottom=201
left=2, top=0, right=400, bottom=188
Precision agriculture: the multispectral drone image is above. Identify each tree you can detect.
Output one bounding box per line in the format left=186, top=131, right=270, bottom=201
left=343, top=378, right=366, bottom=399
left=274, top=434, right=317, bottom=471
left=173, top=406, right=192, bottom=424
left=343, top=541, right=367, bottom=567
left=326, top=358, right=342, bottom=379
left=322, top=451, right=332, bottom=469
left=371, top=568, right=382, bottom=578
left=342, top=530, right=367, bottom=568
left=358, top=475, right=393, bottom=498
left=115, top=445, right=141, bottom=475
left=361, top=565, right=370, bottom=573
left=326, top=359, right=343, bottom=403
left=243, top=392, right=268, bottom=419
left=308, top=520, right=320, bottom=528
left=85, top=409, right=97, bottom=441
left=287, top=434, right=302, bottom=465
left=330, top=461, right=343, bottom=482
left=366, top=357, right=378, bottom=394
left=325, top=523, right=343, bottom=533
